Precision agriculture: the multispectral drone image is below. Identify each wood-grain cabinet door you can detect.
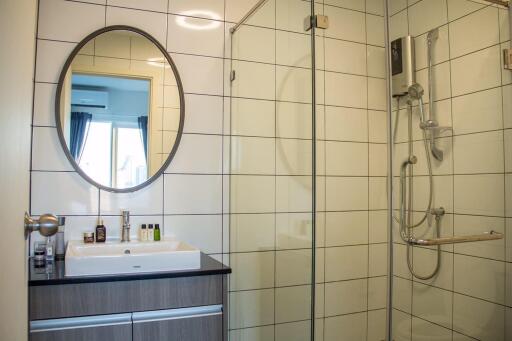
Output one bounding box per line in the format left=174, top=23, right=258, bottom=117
left=132, top=305, right=223, bottom=341
left=30, top=313, right=132, bottom=341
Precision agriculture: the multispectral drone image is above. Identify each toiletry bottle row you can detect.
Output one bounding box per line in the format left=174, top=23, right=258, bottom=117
left=140, top=224, right=161, bottom=241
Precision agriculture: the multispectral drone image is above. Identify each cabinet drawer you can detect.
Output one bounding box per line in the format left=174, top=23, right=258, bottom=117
left=30, top=313, right=132, bottom=341
left=132, top=305, right=223, bottom=341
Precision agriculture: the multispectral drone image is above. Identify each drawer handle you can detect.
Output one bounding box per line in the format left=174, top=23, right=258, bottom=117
left=30, top=313, right=132, bottom=332
left=132, top=305, right=223, bottom=323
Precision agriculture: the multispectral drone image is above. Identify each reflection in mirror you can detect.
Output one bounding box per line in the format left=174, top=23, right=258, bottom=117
left=58, top=28, right=183, bottom=191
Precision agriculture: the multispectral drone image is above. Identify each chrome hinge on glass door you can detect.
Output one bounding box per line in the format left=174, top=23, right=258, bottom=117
left=304, top=15, right=329, bottom=31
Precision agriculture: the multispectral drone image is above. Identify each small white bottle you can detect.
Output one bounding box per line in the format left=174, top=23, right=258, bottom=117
left=140, top=224, right=148, bottom=241
left=148, top=224, right=154, bottom=241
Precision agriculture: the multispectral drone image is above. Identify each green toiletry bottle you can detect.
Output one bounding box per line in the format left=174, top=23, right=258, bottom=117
left=154, top=224, right=161, bottom=241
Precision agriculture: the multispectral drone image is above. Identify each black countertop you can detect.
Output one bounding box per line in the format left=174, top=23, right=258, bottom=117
left=29, top=253, right=231, bottom=286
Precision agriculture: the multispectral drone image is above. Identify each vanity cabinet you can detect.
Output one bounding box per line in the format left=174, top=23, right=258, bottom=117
left=29, top=255, right=230, bottom=341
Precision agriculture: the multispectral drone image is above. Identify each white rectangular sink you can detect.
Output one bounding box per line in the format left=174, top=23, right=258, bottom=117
left=65, top=239, right=201, bottom=277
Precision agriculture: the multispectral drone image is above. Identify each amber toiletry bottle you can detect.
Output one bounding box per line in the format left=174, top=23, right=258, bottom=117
left=95, top=218, right=106, bottom=243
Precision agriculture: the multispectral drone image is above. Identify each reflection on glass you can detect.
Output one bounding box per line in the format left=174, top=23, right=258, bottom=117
left=58, top=29, right=182, bottom=190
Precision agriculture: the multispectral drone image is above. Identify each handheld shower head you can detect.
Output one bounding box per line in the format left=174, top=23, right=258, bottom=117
left=408, top=83, right=424, bottom=100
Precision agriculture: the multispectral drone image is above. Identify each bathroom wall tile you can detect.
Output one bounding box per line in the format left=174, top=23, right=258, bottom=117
left=230, top=175, right=275, bottom=213
left=369, top=177, right=387, bottom=210
left=276, top=138, right=312, bottom=175
left=325, top=106, right=368, bottom=142
left=453, top=293, right=505, bottom=341
left=367, top=14, right=385, bottom=47
left=415, top=61, right=452, bottom=103
left=408, top=0, right=448, bottom=37
left=325, top=38, right=367, bottom=75
left=33, top=83, right=57, bottom=127
left=275, top=285, right=311, bottom=323
left=164, top=214, right=222, bottom=254
left=449, top=6, right=499, bottom=58
left=325, top=211, right=368, bottom=247
left=325, top=141, right=368, bottom=176
left=389, top=9, right=408, bottom=42
left=276, top=102, right=311, bottom=139
left=230, top=251, right=274, bottom=290
left=454, top=131, right=504, bottom=174
left=368, top=276, right=387, bottom=310
left=230, top=214, right=275, bottom=252
left=231, top=136, right=275, bottom=175
left=229, top=289, right=275, bottom=329
left=231, top=25, right=275, bottom=64
left=413, top=247, right=454, bottom=290
left=106, top=6, right=167, bottom=46
left=414, top=25, right=450, bottom=71
left=451, top=45, right=501, bottom=97
left=275, top=320, right=311, bottom=341
left=166, top=134, right=222, bottom=174
left=168, top=0, right=224, bottom=20
left=276, top=30, right=311, bottom=68
left=393, top=277, right=412, bottom=313
left=324, top=279, right=368, bottom=316
left=31, top=171, right=99, bottom=215
left=325, top=5, right=366, bottom=43
left=454, top=174, right=505, bottom=216
left=107, top=0, right=167, bottom=12
left=447, top=0, right=486, bottom=22
left=412, top=317, right=452, bottom=341
left=326, top=176, right=368, bottom=211
left=38, top=0, right=105, bottom=42
left=276, top=66, right=312, bottom=103
left=276, top=176, right=313, bottom=213
left=225, top=0, right=275, bottom=28
left=369, top=143, right=387, bottom=176
left=454, top=254, right=505, bottom=304
left=167, top=14, right=224, bottom=57
left=35, top=39, right=75, bottom=83
left=369, top=244, right=387, bottom=276
left=164, top=174, right=222, bottom=214
left=172, top=53, right=224, bottom=95
left=275, top=0, right=310, bottom=34
left=31, top=127, right=73, bottom=172
left=369, top=210, right=387, bottom=243
left=368, top=309, right=386, bottom=341
left=412, top=282, right=453, bottom=329
left=367, top=46, right=386, bottom=79
left=324, top=312, right=368, bottom=341
left=229, top=326, right=275, bottom=341
left=325, top=245, right=368, bottom=281
left=276, top=213, right=313, bottom=250
left=183, top=94, right=223, bottom=135
left=276, top=249, right=312, bottom=286
left=325, top=72, right=367, bottom=108
left=231, top=60, right=275, bottom=100
left=367, top=0, right=384, bottom=16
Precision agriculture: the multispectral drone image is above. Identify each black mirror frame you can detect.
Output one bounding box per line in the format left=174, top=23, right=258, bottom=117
left=55, top=25, right=185, bottom=193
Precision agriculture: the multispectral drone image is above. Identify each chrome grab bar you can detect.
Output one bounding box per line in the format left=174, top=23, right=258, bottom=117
left=407, top=230, right=503, bottom=246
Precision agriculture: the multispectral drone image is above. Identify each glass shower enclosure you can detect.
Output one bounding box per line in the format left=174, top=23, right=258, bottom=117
left=228, top=0, right=511, bottom=340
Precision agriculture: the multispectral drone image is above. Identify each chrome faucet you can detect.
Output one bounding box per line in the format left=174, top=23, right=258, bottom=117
left=121, top=210, right=130, bottom=242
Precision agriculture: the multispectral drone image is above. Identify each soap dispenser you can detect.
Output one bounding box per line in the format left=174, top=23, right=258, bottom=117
left=95, top=217, right=106, bottom=243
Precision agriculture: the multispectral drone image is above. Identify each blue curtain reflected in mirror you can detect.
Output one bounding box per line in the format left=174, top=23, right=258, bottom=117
left=138, top=115, right=148, bottom=161
left=69, top=111, right=92, bottom=161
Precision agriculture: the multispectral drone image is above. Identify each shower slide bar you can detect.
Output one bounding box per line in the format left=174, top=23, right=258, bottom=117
left=406, top=231, right=503, bottom=246
left=230, top=0, right=270, bottom=34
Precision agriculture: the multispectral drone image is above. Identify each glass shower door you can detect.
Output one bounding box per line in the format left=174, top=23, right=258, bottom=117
left=228, top=0, right=317, bottom=340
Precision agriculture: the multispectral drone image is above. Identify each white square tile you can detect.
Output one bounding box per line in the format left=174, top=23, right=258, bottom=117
left=389, top=9, right=408, bottom=42
left=325, top=211, right=368, bottom=247
left=324, top=312, right=368, bottom=341
left=369, top=210, right=387, bottom=243
left=32, top=127, right=73, bottom=172
left=164, top=214, right=222, bottom=253
left=106, top=6, right=167, bottom=46
left=229, top=289, right=274, bottom=329
left=276, top=66, right=312, bottom=103
left=449, top=6, right=499, bottom=58
left=276, top=139, right=312, bottom=175
left=231, top=136, right=275, bottom=175
left=33, top=83, right=57, bottom=127
left=275, top=0, right=310, bottom=33
left=367, top=309, right=386, bottom=341
left=276, top=249, right=312, bottom=286
left=326, top=141, right=368, bottom=176
left=231, top=98, right=275, bottom=137
left=230, top=251, right=274, bottom=290
left=276, top=30, right=312, bottom=68
left=230, top=175, right=275, bottom=213
left=451, top=45, right=501, bottom=97
left=167, top=14, right=224, bottom=57
left=325, top=5, right=366, bottom=43
left=276, top=213, right=312, bottom=249
left=276, top=176, right=313, bottom=213
left=369, top=243, right=387, bottom=276
left=367, top=14, right=385, bottom=47
left=231, top=60, right=275, bottom=100
left=229, top=326, right=275, bottom=341
left=325, top=72, right=367, bottom=108
left=369, top=177, right=387, bottom=210
left=447, top=0, right=485, bottom=22
left=164, top=174, right=222, bottom=214
left=182, top=94, right=223, bottom=134
left=166, top=134, right=222, bottom=174
left=225, top=0, right=275, bottom=28
left=276, top=102, right=311, bottom=139
left=232, top=25, right=275, bottom=64
left=231, top=213, right=275, bottom=252
left=453, top=293, right=505, bottom=341
left=368, top=277, right=387, bottom=310
left=325, top=245, right=369, bottom=281
left=324, top=279, right=368, bottom=316
left=368, top=77, right=387, bottom=110
left=411, top=317, right=452, bottom=341
left=454, top=130, right=504, bottom=174
left=172, top=53, right=223, bottom=95
left=35, top=39, right=75, bottom=83
left=325, top=106, right=368, bottom=142
left=367, top=46, right=386, bottom=78
left=454, top=254, right=505, bottom=304
left=31, top=171, right=99, bottom=215
left=275, top=285, right=311, bottom=323
left=454, top=174, right=505, bottom=216
left=393, top=276, right=412, bottom=312
left=38, top=0, right=105, bottom=42
left=412, top=282, right=453, bottom=329
left=408, top=0, right=448, bottom=37
left=107, top=0, right=167, bottom=12
left=326, top=176, right=368, bottom=211
left=324, top=38, right=367, bottom=75
left=367, top=0, right=384, bottom=15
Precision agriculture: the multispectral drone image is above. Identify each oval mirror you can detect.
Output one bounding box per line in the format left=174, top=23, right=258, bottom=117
left=56, top=26, right=184, bottom=192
